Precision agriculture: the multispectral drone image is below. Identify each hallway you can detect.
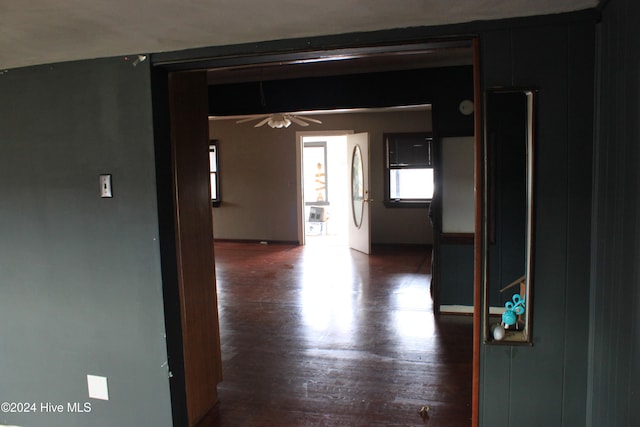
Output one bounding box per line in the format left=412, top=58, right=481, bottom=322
left=200, top=242, right=472, bottom=426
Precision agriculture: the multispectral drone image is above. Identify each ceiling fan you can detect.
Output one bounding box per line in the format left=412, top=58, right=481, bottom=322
left=236, top=113, right=322, bottom=128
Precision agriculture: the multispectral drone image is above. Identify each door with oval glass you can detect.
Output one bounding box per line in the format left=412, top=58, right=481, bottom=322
left=347, top=132, right=371, bottom=254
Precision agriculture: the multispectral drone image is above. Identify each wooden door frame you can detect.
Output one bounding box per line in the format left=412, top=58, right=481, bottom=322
left=471, top=37, right=482, bottom=427
left=153, top=69, right=223, bottom=427
left=154, top=37, right=482, bottom=427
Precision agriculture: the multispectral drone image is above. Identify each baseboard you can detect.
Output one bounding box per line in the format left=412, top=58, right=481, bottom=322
left=439, top=305, right=474, bottom=314
left=439, top=305, right=507, bottom=315
left=214, top=238, right=300, bottom=245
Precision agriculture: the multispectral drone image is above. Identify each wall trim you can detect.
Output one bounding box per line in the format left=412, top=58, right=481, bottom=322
left=152, top=10, right=598, bottom=71
left=440, top=305, right=505, bottom=315
left=214, top=238, right=300, bottom=246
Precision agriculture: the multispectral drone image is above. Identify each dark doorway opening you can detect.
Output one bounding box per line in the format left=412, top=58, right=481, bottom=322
left=154, top=38, right=480, bottom=427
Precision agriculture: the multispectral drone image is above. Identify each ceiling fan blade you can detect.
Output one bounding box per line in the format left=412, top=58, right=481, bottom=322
left=236, top=114, right=269, bottom=124
left=288, top=116, right=310, bottom=127
left=295, top=115, right=322, bottom=124
left=254, top=117, right=272, bottom=127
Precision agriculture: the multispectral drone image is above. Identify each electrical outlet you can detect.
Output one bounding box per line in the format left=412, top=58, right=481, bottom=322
left=87, top=375, right=109, bottom=400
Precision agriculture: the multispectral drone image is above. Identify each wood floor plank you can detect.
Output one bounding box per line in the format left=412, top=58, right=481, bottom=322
left=198, top=241, right=472, bottom=426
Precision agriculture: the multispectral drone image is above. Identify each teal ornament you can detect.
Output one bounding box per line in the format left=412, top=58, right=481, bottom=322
left=502, top=310, right=517, bottom=326
left=502, top=294, right=525, bottom=327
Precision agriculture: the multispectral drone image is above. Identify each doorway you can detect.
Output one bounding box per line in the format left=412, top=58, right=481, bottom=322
left=160, top=38, right=481, bottom=427
left=300, top=133, right=349, bottom=246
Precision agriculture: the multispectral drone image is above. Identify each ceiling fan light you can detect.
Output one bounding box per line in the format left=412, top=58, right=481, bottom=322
left=237, top=112, right=319, bottom=128
left=267, top=115, right=291, bottom=128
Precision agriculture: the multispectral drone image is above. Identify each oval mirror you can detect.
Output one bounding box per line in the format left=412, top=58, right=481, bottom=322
left=351, top=145, right=365, bottom=228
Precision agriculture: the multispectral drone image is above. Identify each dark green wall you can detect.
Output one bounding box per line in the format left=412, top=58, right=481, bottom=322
left=480, top=18, right=595, bottom=427
left=0, top=58, right=173, bottom=426
left=440, top=245, right=474, bottom=306
left=589, top=0, right=640, bottom=425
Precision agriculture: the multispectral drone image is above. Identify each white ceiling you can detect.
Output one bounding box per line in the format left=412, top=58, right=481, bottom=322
left=1, top=0, right=597, bottom=71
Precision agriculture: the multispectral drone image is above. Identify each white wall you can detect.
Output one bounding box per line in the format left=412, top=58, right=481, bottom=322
left=441, top=136, right=475, bottom=233
left=209, top=109, right=434, bottom=244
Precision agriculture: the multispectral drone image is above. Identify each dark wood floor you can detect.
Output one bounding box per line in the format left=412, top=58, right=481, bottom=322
left=198, top=240, right=472, bottom=427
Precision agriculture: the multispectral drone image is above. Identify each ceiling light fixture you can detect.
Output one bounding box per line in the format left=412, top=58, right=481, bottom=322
left=236, top=113, right=322, bottom=128
left=267, top=114, right=292, bottom=128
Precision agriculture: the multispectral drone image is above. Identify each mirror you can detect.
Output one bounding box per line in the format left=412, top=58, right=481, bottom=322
left=483, top=88, right=535, bottom=344
left=351, top=145, right=365, bottom=228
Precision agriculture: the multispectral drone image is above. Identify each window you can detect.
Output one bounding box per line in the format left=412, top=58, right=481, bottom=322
left=303, top=142, right=329, bottom=205
left=209, top=141, right=220, bottom=207
left=384, top=132, right=434, bottom=207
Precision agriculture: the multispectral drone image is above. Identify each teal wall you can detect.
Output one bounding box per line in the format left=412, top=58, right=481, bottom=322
left=480, top=18, right=595, bottom=426
left=0, top=58, right=173, bottom=426
left=588, top=0, right=640, bottom=425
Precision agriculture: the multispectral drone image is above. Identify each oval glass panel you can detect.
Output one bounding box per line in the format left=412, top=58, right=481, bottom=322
left=351, top=145, right=364, bottom=228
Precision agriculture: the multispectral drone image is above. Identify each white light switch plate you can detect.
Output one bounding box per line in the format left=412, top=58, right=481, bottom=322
left=99, top=174, right=113, bottom=198
left=87, top=374, right=109, bottom=400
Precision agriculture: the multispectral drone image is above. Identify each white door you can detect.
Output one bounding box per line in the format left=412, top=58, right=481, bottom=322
left=347, top=132, right=371, bottom=254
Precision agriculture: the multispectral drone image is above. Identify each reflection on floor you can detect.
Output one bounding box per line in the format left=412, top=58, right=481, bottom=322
left=199, top=241, right=472, bottom=426
left=304, top=232, right=347, bottom=247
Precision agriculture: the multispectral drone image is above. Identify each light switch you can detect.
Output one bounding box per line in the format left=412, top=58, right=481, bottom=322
left=87, top=374, right=109, bottom=400
left=100, top=174, right=112, bottom=198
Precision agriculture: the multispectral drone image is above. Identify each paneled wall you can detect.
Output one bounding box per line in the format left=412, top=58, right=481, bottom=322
left=588, top=0, right=640, bottom=425
left=479, top=17, right=595, bottom=426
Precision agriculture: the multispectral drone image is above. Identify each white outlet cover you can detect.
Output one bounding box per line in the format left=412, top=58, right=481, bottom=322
left=87, top=374, right=109, bottom=400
